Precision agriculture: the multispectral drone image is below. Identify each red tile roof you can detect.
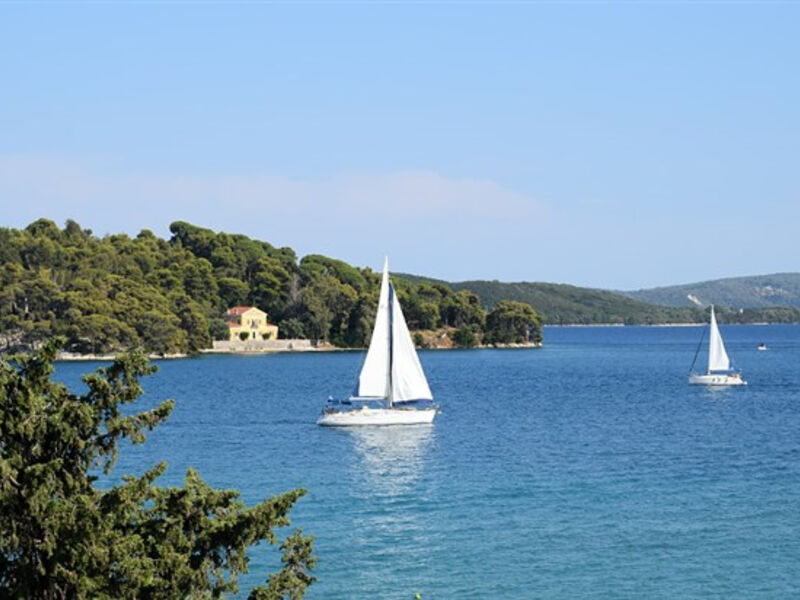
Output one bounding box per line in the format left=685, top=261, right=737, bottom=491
left=226, top=306, right=255, bottom=316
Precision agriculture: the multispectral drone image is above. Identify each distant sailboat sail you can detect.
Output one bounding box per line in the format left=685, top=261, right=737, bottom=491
left=688, top=304, right=745, bottom=386
left=707, top=305, right=731, bottom=372
left=352, top=257, right=433, bottom=406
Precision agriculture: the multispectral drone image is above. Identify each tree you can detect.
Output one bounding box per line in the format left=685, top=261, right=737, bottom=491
left=135, top=310, right=187, bottom=354
left=24, top=218, right=61, bottom=241
left=440, top=290, right=484, bottom=328
left=0, top=219, right=553, bottom=354
left=218, top=277, right=250, bottom=308
left=452, top=324, right=479, bottom=348
left=209, top=318, right=232, bottom=341
left=181, top=258, right=219, bottom=310
left=300, top=275, right=357, bottom=344
left=249, top=257, right=292, bottom=316
left=400, top=291, right=439, bottom=331
left=169, top=293, right=211, bottom=353
left=0, top=341, right=315, bottom=599
left=68, top=314, right=139, bottom=354
left=484, top=300, right=542, bottom=344
left=299, top=255, right=367, bottom=291
left=278, top=318, right=305, bottom=340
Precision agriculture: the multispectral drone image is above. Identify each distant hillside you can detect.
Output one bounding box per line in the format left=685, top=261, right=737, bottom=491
left=624, top=273, right=800, bottom=308
left=398, top=275, right=702, bottom=325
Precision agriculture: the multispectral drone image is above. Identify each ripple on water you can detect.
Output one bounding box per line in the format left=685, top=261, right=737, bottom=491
left=52, top=325, right=800, bottom=598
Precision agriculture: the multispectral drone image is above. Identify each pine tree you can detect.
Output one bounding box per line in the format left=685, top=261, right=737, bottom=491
left=0, top=340, right=314, bottom=599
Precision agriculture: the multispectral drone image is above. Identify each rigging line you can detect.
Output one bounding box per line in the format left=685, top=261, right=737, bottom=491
left=689, top=323, right=707, bottom=373
left=388, top=281, right=394, bottom=407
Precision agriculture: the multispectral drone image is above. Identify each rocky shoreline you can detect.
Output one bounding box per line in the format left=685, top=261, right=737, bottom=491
left=56, top=351, right=190, bottom=361
left=51, top=341, right=541, bottom=361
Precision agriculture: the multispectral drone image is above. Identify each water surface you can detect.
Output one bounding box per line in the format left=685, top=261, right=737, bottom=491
left=55, top=325, right=800, bottom=598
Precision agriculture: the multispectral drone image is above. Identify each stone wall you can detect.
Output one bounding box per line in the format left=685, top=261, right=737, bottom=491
left=210, top=339, right=313, bottom=353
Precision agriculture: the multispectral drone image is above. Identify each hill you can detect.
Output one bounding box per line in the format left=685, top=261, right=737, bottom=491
left=2, top=219, right=796, bottom=355
left=398, top=275, right=800, bottom=326
left=0, top=219, right=542, bottom=355
left=397, top=275, right=702, bottom=325
left=623, top=273, right=800, bottom=308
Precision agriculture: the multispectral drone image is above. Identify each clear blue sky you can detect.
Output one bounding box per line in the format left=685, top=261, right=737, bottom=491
left=1, top=2, right=798, bottom=289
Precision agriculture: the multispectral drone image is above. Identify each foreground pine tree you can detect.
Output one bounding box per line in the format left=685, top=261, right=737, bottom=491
left=0, top=340, right=315, bottom=599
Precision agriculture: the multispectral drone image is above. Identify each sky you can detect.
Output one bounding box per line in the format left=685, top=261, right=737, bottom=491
left=1, top=2, right=798, bottom=290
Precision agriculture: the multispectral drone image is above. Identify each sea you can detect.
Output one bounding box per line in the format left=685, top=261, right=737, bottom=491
left=54, top=324, right=800, bottom=599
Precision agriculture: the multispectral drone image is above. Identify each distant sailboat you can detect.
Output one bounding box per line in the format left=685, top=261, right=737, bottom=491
left=317, top=258, right=437, bottom=426
left=688, top=305, right=746, bottom=386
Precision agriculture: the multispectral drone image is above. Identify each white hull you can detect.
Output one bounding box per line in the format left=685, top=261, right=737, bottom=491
left=688, top=373, right=747, bottom=386
left=317, top=406, right=437, bottom=427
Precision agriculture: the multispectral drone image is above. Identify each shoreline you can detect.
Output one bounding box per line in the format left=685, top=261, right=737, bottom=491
left=544, top=323, right=701, bottom=327
left=544, top=321, right=796, bottom=327
left=43, top=321, right=797, bottom=362
left=53, top=341, right=542, bottom=362
left=56, top=351, right=191, bottom=362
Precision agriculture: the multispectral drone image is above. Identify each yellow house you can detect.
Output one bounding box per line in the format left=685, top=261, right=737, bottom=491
left=224, top=306, right=279, bottom=341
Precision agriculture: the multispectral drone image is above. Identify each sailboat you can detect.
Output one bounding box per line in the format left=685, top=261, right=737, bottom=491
left=317, top=258, right=438, bottom=426
left=688, top=305, right=746, bottom=386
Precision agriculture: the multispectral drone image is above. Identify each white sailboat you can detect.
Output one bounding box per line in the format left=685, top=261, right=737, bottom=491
left=688, top=305, right=746, bottom=386
left=317, top=258, right=437, bottom=426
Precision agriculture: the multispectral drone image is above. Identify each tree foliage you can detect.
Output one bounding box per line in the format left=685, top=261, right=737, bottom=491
left=0, top=341, right=314, bottom=599
left=0, top=220, right=544, bottom=353
left=484, top=300, right=543, bottom=344
left=429, top=278, right=706, bottom=325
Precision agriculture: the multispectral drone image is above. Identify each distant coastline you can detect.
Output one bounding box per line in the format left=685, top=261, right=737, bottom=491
left=545, top=322, right=698, bottom=327
left=48, top=321, right=800, bottom=361
left=544, top=321, right=793, bottom=327
left=4, top=220, right=796, bottom=363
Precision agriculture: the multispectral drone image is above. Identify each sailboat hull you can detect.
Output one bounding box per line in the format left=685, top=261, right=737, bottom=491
left=317, top=406, right=437, bottom=427
left=688, top=373, right=747, bottom=386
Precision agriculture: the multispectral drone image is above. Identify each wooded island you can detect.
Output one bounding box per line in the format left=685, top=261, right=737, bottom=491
left=0, top=219, right=542, bottom=355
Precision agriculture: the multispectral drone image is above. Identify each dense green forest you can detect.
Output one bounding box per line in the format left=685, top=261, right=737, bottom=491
left=0, top=219, right=542, bottom=354
left=400, top=276, right=800, bottom=326
left=623, top=272, right=800, bottom=309
left=451, top=280, right=701, bottom=325
left=398, top=275, right=704, bottom=325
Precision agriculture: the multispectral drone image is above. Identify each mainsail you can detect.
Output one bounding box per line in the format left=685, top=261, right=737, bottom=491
left=353, top=258, right=433, bottom=405
left=707, top=305, right=731, bottom=372
left=356, top=258, right=392, bottom=398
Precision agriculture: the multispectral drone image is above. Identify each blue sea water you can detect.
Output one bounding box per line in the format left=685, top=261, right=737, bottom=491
left=54, top=324, right=800, bottom=599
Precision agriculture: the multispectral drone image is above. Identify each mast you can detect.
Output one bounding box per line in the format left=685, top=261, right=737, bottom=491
left=387, top=276, right=394, bottom=407
left=707, top=305, right=714, bottom=372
